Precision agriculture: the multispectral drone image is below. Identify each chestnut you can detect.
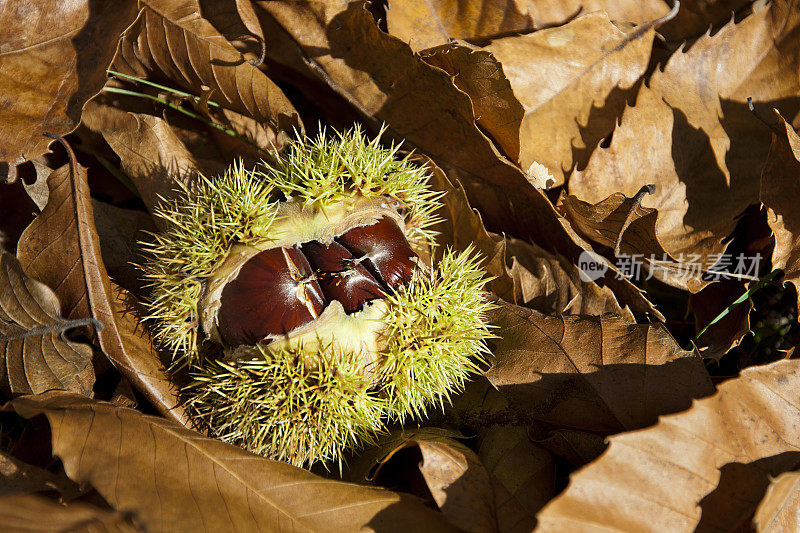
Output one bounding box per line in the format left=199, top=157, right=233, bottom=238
left=217, top=247, right=325, bottom=345
left=301, top=240, right=385, bottom=313
left=336, top=217, right=417, bottom=290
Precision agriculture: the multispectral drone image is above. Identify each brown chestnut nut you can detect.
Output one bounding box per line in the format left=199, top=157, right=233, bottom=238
left=217, top=247, right=325, bottom=345
left=301, top=240, right=385, bottom=313
left=336, top=217, right=418, bottom=290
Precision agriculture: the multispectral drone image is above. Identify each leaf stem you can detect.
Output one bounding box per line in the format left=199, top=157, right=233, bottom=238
left=106, top=70, right=221, bottom=108
left=102, top=87, right=261, bottom=151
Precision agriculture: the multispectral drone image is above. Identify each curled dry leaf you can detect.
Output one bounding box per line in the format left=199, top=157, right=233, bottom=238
left=754, top=470, right=800, bottom=532
left=560, top=185, right=659, bottom=256
left=20, top=157, right=52, bottom=211
left=560, top=184, right=719, bottom=293
left=504, top=237, right=633, bottom=319
left=536, top=358, right=800, bottom=532
left=760, top=111, right=800, bottom=312
left=12, top=391, right=457, bottom=533
left=485, top=299, right=714, bottom=434
left=401, top=431, right=498, bottom=533
left=0, top=493, right=142, bottom=533
left=427, top=154, right=632, bottom=318
left=0, top=252, right=95, bottom=397
left=15, top=142, right=187, bottom=426
left=484, top=10, right=657, bottom=186
left=412, top=434, right=542, bottom=533
left=386, top=0, right=534, bottom=52
left=570, top=0, right=800, bottom=280
left=113, top=0, right=302, bottom=135
left=343, top=428, right=502, bottom=533
left=0, top=0, right=138, bottom=179
left=234, top=0, right=265, bottom=40
left=420, top=43, right=524, bottom=162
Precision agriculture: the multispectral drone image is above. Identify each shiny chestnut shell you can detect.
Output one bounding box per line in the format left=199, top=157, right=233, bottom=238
left=336, top=217, right=417, bottom=289
left=217, top=247, right=325, bottom=345
left=215, top=216, right=420, bottom=346
left=301, top=240, right=385, bottom=313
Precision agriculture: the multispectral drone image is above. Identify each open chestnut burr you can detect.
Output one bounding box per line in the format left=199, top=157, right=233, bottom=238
left=143, top=128, right=491, bottom=465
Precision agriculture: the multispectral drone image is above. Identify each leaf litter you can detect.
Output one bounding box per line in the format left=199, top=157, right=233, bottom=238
left=0, top=0, right=799, bottom=531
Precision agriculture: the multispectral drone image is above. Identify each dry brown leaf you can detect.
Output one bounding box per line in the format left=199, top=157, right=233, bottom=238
left=560, top=185, right=736, bottom=293
left=485, top=299, right=714, bottom=433
left=12, top=391, right=457, bottom=533
left=91, top=200, right=156, bottom=293
left=15, top=142, right=188, bottom=426
left=535, top=358, right=800, bottom=532
left=0, top=1, right=138, bottom=179
left=537, top=429, right=607, bottom=467
left=421, top=43, right=524, bottom=162
left=235, top=0, right=265, bottom=40
left=0, top=252, right=95, bottom=396
left=411, top=432, right=498, bottom=533
left=517, top=0, right=670, bottom=27
left=384, top=0, right=674, bottom=52
left=21, top=157, right=53, bottom=211
left=0, top=449, right=80, bottom=499
left=82, top=97, right=215, bottom=213
left=560, top=186, right=660, bottom=255
left=428, top=155, right=633, bottom=318
left=342, top=428, right=500, bottom=533
left=0, top=493, right=142, bottom=533
left=386, top=0, right=534, bottom=52
left=570, top=0, right=800, bottom=280
left=761, top=112, right=800, bottom=312
left=477, top=425, right=555, bottom=524
left=658, top=0, right=756, bottom=42
left=485, top=10, right=656, bottom=186
left=113, top=0, right=301, bottom=135
left=754, top=470, right=800, bottom=532
left=504, top=237, right=633, bottom=318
